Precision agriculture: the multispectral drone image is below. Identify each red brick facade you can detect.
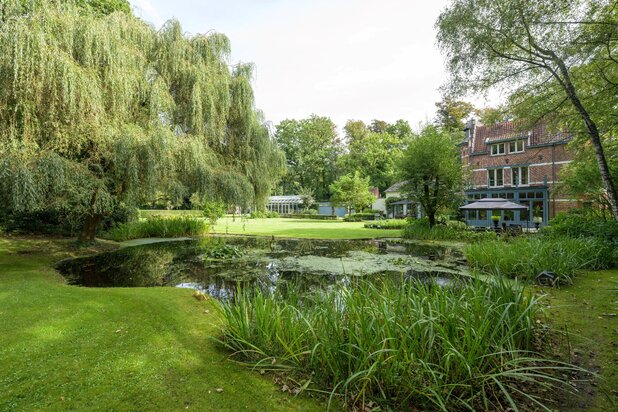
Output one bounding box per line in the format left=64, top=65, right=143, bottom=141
left=459, top=120, right=579, bottom=225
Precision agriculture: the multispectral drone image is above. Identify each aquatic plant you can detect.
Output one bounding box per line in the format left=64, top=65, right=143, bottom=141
left=217, top=277, right=582, bottom=411
left=103, top=216, right=208, bottom=241
left=403, top=218, right=497, bottom=241
left=465, top=235, right=614, bottom=283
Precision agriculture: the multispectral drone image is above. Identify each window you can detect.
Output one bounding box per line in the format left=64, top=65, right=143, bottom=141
left=488, top=168, right=504, bottom=187
left=511, top=166, right=529, bottom=186
left=509, top=140, right=525, bottom=153
left=491, top=143, right=505, bottom=156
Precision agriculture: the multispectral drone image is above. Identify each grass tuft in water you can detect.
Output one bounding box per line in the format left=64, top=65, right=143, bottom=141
left=217, top=277, right=583, bottom=411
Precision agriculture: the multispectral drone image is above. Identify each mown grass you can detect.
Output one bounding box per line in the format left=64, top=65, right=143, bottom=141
left=218, top=277, right=581, bottom=411
left=465, top=236, right=614, bottom=283
left=210, top=217, right=402, bottom=239
left=104, top=216, right=209, bottom=241
left=0, top=237, right=325, bottom=411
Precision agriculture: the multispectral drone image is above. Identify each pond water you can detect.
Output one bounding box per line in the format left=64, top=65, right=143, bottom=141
left=55, top=236, right=467, bottom=299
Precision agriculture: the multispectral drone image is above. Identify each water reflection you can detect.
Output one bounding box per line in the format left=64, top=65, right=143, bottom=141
left=55, top=237, right=465, bottom=299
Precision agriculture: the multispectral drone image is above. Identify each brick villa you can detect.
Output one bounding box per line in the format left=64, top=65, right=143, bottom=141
left=459, top=119, right=578, bottom=228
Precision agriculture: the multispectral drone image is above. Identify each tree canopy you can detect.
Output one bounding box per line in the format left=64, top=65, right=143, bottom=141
left=274, top=115, right=342, bottom=200
left=398, top=126, right=462, bottom=227
left=437, top=0, right=618, bottom=220
left=329, top=171, right=375, bottom=214
left=0, top=0, right=284, bottom=239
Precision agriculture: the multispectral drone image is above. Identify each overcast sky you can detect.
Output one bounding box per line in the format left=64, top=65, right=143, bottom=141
left=130, top=0, right=492, bottom=130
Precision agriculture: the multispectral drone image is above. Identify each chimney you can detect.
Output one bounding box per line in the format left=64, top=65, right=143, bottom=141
left=463, top=118, right=476, bottom=142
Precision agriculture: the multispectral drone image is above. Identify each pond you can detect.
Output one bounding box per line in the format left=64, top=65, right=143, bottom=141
left=55, top=236, right=467, bottom=299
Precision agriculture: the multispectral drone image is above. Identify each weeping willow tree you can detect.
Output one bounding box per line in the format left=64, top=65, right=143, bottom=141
left=0, top=0, right=284, bottom=239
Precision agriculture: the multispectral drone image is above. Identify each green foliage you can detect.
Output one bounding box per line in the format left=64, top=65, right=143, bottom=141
left=398, top=125, right=463, bottom=226
left=218, top=277, right=581, bottom=411
left=363, top=220, right=407, bottom=230
left=403, top=218, right=497, bottom=241
left=76, top=0, right=131, bottom=15
left=329, top=171, right=375, bottom=214
left=465, top=236, right=615, bottom=283
left=344, top=212, right=379, bottom=222
left=339, top=119, right=410, bottom=192
left=297, top=186, right=315, bottom=211
left=103, top=216, right=208, bottom=241
left=274, top=116, right=342, bottom=200
left=202, top=200, right=226, bottom=226
left=0, top=1, right=284, bottom=239
left=248, top=211, right=279, bottom=219
left=434, top=98, right=475, bottom=132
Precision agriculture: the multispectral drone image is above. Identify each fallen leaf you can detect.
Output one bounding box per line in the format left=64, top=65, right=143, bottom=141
left=216, top=388, right=223, bottom=393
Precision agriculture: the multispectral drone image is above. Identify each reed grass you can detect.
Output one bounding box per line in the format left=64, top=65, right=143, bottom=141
left=104, top=216, right=208, bottom=241
left=403, top=219, right=497, bottom=241
left=465, top=236, right=612, bottom=283
left=218, top=277, right=580, bottom=411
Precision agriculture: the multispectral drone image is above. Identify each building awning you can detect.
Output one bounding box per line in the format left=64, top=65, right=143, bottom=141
left=460, top=197, right=528, bottom=210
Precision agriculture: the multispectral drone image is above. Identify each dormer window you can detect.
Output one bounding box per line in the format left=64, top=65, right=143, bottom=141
left=509, top=140, right=525, bottom=153
left=490, top=143, right=505, bottom=156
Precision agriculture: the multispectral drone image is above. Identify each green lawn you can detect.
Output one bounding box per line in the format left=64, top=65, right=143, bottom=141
left=211, top=217, right=402, bottom=239
left=541, top=270, right=618, bottom=411
left=0, top=237, right=325, bottom=411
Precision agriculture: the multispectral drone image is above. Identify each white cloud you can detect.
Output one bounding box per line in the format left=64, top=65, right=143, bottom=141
left=132, top=0, right=165, bottom=28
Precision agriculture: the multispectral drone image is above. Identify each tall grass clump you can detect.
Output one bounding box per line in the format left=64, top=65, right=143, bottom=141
left=403, top=218, right=497, bottom=241
left=218, top=278, right=580, bottom=411
left=363, top=219, right=408, bottom=229
left=104, top=216, right=208, bottom=241
left=465, top=236, right=613, bottom=283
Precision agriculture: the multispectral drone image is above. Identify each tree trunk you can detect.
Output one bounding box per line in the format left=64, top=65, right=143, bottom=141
left=551, top=55, right=618, bottom=220
left=428, top=212, right=436, bottom=227
left=79, top=214, right=103, bottom=241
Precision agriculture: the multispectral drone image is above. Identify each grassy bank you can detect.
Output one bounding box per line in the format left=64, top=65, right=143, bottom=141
left=541, top=270, right=618, bottom=411
left=0, top=237, right=324, bottom=411
left=104, top=216, right=209, bottom=241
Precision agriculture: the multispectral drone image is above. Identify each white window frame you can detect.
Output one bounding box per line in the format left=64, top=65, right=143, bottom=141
left=488, top=168, right=504, bottom=188
left=511, top=166, right=529, bottom=186
left=490, top=143, right=505, bottom=156
left=509, top=140, right=525, bottom=154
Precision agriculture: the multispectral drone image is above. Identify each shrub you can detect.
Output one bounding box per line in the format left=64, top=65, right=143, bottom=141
left=285, top=214, right=338, bottom=220
left=344, top=212, right=379, bottom=222
left=544, top=210, right=618, bottom=244
left=465, top=235, right=615, bottom=283
left=103, top=216, right=208, bottom=241
left=249, top=210, right=280, bottom=219
left=403, top=217, right=497, bottom=241
left=218, top=278, right=580, bottom=411
left=363, top=219, right=408, bottom=230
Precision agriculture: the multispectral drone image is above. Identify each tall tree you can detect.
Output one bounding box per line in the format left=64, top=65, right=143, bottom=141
left=437, top=0, right=618, bottom=220
left=434, top=98, right=476, bottom=131
left=329, top=171, right=375, bottom=214
left=341, top=119, right=410, bottom=193
left=398, top=126, right=462, bottom=227
left=0, top=1, right=283, bottom=239
left=274, top=115, right=342, bottom=200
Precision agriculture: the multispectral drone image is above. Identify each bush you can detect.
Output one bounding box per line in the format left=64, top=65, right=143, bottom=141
left=218, top=278, right=579, bottom=411
left=248, top=210, right=279, bottom=219
left=284, top=214, right=338, bottom=220
left=363, top=219, right=408, bottom=229
left=103, top=216, right=208, bottom=242
left=544, top=210, right=618, bottom=244
left=465, top=235, right=615, bottom=283
left=403, top=218, right=497, bottom=241
left=344, top=212, right=379, bottom=222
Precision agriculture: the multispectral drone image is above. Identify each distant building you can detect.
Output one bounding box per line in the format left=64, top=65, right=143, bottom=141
left=459, top=119, right=578, bottom=227
left=266, top=195, right=302, bottom=214
left=381, top=181, right=422, bottom=219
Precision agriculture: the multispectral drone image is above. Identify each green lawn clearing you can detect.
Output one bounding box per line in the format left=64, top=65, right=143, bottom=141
left=0, top=237, right=325, bottom=411
left=211, top=217, right=402, bottom=239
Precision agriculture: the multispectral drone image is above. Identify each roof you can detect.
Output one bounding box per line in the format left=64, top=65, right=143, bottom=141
left=389, top=200, right=413, bottom=206
left=267, top=195, right=303, bottom=204
left=471, top=120, right=570, bottom=154
left=460, top=198, right=528, bottom=210
left=385, top=181, right=409, bottom=193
